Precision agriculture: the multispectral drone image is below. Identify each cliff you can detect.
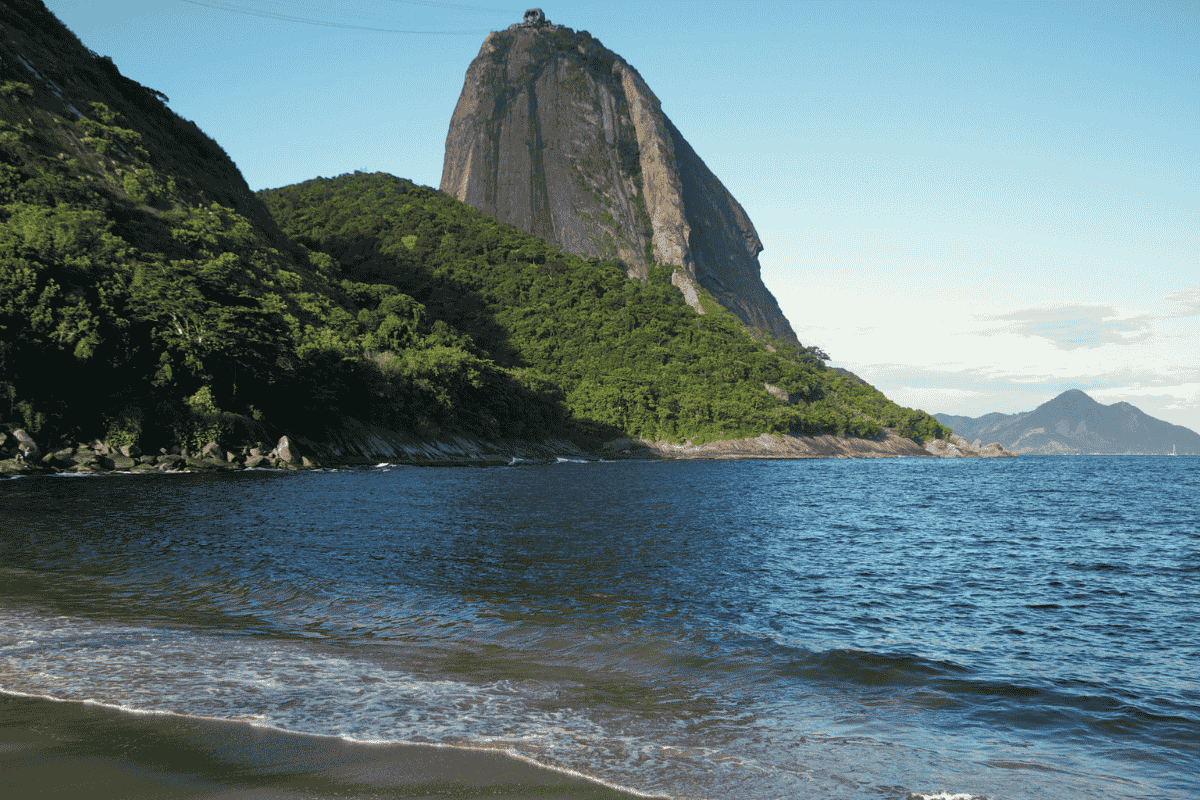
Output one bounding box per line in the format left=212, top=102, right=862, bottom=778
left=2, top=2, right=949, bottom=463
left=440, top=16, right=797, bottom=342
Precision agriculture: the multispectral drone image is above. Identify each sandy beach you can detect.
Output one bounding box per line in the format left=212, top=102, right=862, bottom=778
left=0, top=694, right=645, bottom=799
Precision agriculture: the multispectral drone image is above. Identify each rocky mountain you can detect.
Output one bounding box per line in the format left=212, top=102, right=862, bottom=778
left=1, top=0, right=952, bottom=471
left=935, top=390, right=1200, bottom=455
left=440, top=11, right=797, bottom=342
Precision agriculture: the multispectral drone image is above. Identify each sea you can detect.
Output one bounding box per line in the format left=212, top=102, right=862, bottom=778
left=1, top=455, right=1197, bottom=799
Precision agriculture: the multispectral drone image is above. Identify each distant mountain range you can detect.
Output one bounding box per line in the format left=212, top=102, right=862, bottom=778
left=935, top=390, right=1200, bottom=455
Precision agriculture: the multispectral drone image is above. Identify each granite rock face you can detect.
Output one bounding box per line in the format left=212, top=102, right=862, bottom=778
left=923, top=435, right=1016, bottom=458
left=441, top=22, right=797, bottom=342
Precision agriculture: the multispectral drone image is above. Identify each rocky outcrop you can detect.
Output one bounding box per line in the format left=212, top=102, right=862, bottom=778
left=607, top=431, right=935, bottom=460
left=441, top=19, right=797, bottom=341
left=1, top=424, right=1011, bottom=475
left=0, top=436, right=324, bottom=476
left=12, top=429, right=40, bottom=459
left=923, top=435, right=1016, bottom=458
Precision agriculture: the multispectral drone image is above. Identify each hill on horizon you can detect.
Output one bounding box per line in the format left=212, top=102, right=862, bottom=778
left=935, top=390, right=1200, bottom=455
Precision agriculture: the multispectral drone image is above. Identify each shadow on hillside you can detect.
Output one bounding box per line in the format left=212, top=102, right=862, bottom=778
left=323, top=231, right=527, bottom=370
left=297, top=233, right=626, bottom=450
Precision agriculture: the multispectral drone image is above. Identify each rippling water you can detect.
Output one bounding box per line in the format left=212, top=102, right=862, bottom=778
left=2, top=456, right=1197, bottom=799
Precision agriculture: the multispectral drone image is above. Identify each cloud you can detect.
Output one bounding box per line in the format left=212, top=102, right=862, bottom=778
left=781, top=285, right=1200, bottom=430
left=1090, top=382, right=1200, bottom=407
left=1164, top=287, right=1200, bottom=317
left=984, top=303, right=1152, bottom=349
left=978, top=287, right=1200, bottom=350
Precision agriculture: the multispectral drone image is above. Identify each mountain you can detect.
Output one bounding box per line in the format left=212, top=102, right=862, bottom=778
left=1, top=0, right=950, bottom=468
left=0, top=0, right=572, bottom=450
left=440, top=12, right=797, bottom=342
left=935, top=390, right=1200, bottom=455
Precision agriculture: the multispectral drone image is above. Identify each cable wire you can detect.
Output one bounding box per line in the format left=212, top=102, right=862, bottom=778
left=178, top=0, right=514, bottom=34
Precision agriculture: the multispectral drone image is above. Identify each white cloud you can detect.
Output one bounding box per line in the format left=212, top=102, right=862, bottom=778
left=778, top=287, right=1200, bottom=432
left=984, top=303, right=1153, bottom=349
left=1164, top=287, right=1200, bottom=317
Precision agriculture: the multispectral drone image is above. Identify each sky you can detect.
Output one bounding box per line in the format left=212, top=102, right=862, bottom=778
left=41, top=0, right=1200, bottom=432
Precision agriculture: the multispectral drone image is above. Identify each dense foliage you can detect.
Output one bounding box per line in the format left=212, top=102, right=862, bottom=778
left=1, top=0, right=948, bottom=452
left=260, top=173, right=948, bottom=445
left=0, top=93, right=569, bottom=446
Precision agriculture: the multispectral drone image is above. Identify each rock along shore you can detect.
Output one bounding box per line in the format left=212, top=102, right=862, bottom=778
left=0, top=424, right=1012, bottom=477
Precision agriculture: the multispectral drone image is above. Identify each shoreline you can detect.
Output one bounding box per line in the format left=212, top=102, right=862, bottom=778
left=1, top=418, right=1015, bottom=477
left=0, top=692, right=648, bottom=799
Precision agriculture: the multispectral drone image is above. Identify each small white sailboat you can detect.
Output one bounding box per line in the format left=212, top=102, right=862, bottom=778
left=1169, top=444, right=1177, bottom=456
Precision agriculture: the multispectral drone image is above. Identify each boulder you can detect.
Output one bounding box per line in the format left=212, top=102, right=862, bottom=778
left=119, top=443, right=142, bottom=457
left=157, top=455, right=186, bottom=471
left=763, top=383, right=791, bottom=403
left=200, top=441, right=225, bottom=461
left=979, top=442, right=1016, bottom=458
left=244, top=455, right=270, bottom=468
left=1, top=455, right=52, bottom=474
left=70, top=456, right=106, bottom=473
left=108, top=454, right=136, bottom=470
left=185, top=457, right=229, bottom=471
left=46, top=447, right=77, bottom=467
left=12, top=429, right=39, bottom=458
left=274, top=435, right=300, bottom=464
left=924, top=438, right=965, bottom=458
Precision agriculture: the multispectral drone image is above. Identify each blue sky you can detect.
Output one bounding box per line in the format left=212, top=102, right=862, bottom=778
left=42, top=0, right=1200, bottom=432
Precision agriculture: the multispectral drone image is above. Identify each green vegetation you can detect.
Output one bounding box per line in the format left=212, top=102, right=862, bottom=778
left=259, top=172, right=948, bottom=445
left=0, top=0, right=948, bottom=454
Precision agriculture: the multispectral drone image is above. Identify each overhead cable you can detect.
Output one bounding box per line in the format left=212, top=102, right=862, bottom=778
left=178, top=0, right=511, bottom=34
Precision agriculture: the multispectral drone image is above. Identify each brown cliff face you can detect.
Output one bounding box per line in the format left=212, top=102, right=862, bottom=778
left=441, top=22, right=797, bottom=342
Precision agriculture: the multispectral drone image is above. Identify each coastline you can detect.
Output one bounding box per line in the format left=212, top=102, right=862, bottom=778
left=1, top=417, right=1014, bottom=477
left=0, top=693, right=646, bottom=799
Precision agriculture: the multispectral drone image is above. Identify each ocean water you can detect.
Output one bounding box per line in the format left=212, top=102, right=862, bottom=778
left=1, top=456, right=1197, bottom=799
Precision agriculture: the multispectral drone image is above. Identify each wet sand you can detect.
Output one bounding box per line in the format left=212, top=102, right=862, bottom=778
left=0, top=694, right=646, bottom=799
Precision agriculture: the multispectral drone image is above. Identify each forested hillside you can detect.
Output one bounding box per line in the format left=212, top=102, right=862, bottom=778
left=0, top=0, right=947, bottom=457
left=260, top=173, right=947, bottom=445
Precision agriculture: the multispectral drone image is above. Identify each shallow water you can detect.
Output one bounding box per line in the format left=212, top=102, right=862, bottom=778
left=2, top=456, right=1197, bottom=799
